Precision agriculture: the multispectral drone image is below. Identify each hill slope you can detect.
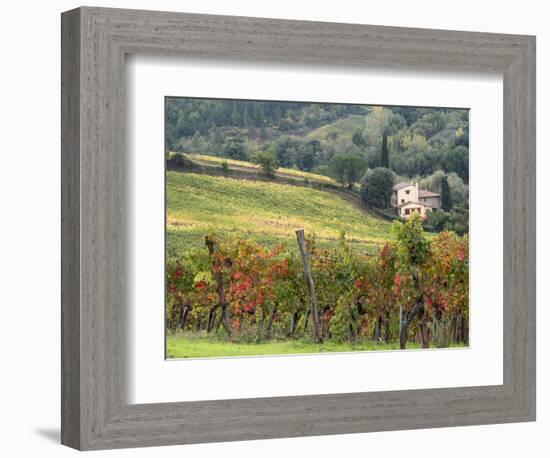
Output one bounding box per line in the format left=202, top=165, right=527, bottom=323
left=185, top=153, right=337, bottom=185
left=305, top=114, right=367, bottom=141
left=167, top=171, right=394, bottom=258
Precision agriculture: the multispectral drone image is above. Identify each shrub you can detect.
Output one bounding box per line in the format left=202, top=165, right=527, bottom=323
left=220, top=160, right=230, bottom=175
left=167, top=152, right=196, bottom=170
left=251, top=150, right=279, bottom=177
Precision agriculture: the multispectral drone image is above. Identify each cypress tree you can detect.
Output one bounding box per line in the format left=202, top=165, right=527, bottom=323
left=381, top=131, right=389, bottom=168
left=441, top=175, right=452, bottom=211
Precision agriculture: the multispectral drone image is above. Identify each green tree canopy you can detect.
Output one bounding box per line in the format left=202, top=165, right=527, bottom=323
left=328, top=153, right=367, bottom=190
left=274, top=135, right=299, bottom=168
left=360, top=167, right=394, bottom=208
left=251, top=150, right=279, bottom=177
left=352, top=129, right=367, bottom=147
left=440, top=175, right=452, bottom=211
left=418, top=170, right=468, bottom=207
left=295, top=143, right=317, bottom=172
left=222, top=137, right=248, bottom=160
left=443, top=145, right=469, bottom=183
left=380, top=131, right=389, bottom=168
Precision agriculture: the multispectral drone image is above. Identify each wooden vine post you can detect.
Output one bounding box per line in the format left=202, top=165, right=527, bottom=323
left=295, top=229, right=322, bottom=342
left=205, top=235, right=232, bottom=338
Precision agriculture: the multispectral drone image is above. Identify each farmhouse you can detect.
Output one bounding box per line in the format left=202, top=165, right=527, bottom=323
left=391, top=182, right=441, bottom=219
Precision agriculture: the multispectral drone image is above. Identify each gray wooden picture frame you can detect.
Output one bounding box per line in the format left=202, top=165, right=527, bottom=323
left=61, top=6, right=536, bottom=451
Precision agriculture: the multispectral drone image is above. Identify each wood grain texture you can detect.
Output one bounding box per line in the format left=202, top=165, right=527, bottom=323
left=61, top=6, right=536, bottom=450
left=60, top=7, right=81, bottom=450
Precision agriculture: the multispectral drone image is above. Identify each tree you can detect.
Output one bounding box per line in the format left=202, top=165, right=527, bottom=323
left=308, top=139, right=321, bottom=154
left=296, top=144, right=317, bottom=171
left=327, top=154, right=347, bottom=186
left=418, top=170, right=468, bottom=206
left=328, top=153, right=367, bottom=190
left=352, top=129, right=366, bottom=147
left=443, top=145, right=469, bottom=183
left=363, top=106, right=394, bottom=144
left=441, top=175, right=452, bottom=211
left=312, top=164, right=330, bottom=177
left=345, top=154, right=368, bottom=190
left=446, top=207, right=469, bottom=235
left=275, top=136, right=299, bottom=168
left=455, top=125, right=469, bottom=147
left=360, top=167, right=394, bottom=208
left=412, top=111, right=447, bottom=137
left=230, top=100, right=241, bottom=125
left=380, top=131, right=389, bottom=168
left=222, top=137, right=247, bottom=160
left=251, top=150, right=279, bottom=177
left=165, top=99, right=469, bottom=181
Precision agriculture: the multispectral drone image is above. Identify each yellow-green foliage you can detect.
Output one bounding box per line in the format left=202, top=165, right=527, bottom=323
left=166, top=172, right=394, bottom=257
left=305, top=115, right=367, bottom=141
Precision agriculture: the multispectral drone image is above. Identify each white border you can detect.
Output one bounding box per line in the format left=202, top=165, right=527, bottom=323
left=127, top=56, right=503, bottom=404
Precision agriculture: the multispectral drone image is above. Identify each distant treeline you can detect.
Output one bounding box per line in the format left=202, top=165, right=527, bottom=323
left=165, top=98, right=469, bottom=183
left=166, top=99, right=370, bottom=138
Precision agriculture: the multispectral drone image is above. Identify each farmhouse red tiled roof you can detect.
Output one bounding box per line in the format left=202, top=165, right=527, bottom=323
left=392, top=182, right=413, bottom=191
left=418, top=189, right=441, bottom=197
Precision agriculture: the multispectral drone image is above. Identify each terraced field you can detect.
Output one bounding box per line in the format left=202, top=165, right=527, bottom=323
left=186, top=153, right=338, bottom=185
left=166, top=171, right=394, bottom=259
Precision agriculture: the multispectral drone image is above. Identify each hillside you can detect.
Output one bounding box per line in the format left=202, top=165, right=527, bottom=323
left=185, top=153, right=338, bottom=186
left=166, top=171, right=394, bottom=259
left=305, top=114, right=367, bottom=141
left=166, top=98, right=469, bottom=183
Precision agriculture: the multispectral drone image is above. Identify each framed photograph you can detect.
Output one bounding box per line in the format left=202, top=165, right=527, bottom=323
left=61, top=6, right=536, bottom=450
left=163, top=96, right=470, bottom=360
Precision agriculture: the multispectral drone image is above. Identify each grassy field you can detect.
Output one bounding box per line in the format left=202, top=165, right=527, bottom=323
left=166, top=171, right=394, bottom=257
left=187, top=153, right=338, bottom=185
left=166, top=333, right=438, bottom=358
